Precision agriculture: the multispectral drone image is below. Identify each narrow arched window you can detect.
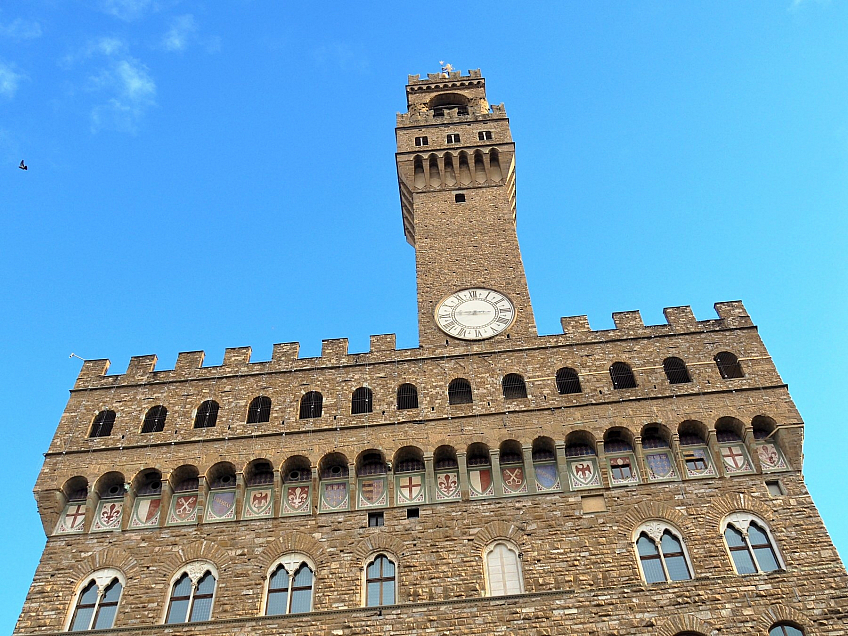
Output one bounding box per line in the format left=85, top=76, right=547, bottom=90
left=266, top=560, right=314, bottom=615
left=299, top=391, right=323, bottom=419
left=715, top=351, right=744, bottom=379
left=166, top=568, right=216, bottom=623
left=89, top=410, right=116, bottom=437
left=723, top=515, right=782, bottom=574
left=397, top=383, right=419, bottom=410
left=247, top=396, right=271, bottom=424
left=555, top=367, right=582, bottom=394
left=484, top=541, right=523, bottom=596
left=141, top=405, right=167, bottom=433
left=502, top=374, right=527, bottom=399
left=351, top=387, right=373, bottom=415
left=635, top=527, right=693, bottom=583
left=193, top=401, right=218, bottom=428
left=365, top=554, right=396, bottom=606
left=448, top=378, right=472, bottom=405
left=663, top=357, right=691, bottom=384
left=70, top=576, right=123, bottom=631
left=609, top=362, right=637, bottom=389
left=770, top=624, right=804, bottom=636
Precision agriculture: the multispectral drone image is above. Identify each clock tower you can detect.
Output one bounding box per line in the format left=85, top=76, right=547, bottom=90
left=396, top=68, right=537, bottom=348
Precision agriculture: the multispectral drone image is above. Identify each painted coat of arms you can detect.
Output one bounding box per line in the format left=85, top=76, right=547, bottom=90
left=435, top=471, right=460, bottom=500
left=130, top=497, right=161, bottom=528
left=91, top=500, right=123, bottom=531
left=720, top=444, right=752, bottom=474
left=358, top=477, right=388, bottom=508
left=757, top=442, right=787, bottom=471
left=243, top=487, right=273, bottom=519
left=283, top=485, right=311, bottom=515
left=608, top=455, right=639, bottom=485
left=469, top=467, right=494, bottom=498
left=395, top=474, right=424, bottom=505
left=645, top=452, right=676, bottom=480
left=534, top=463, right=560, bottom=491
left=55, top=503, right=86, bottom=534
left=205, top=490, right=236, bottom=522
left=167, top=494, right=198, bottom=525
left=320, top=481, right=348, bottom=511
left=501, top=466, right=527, bottom=495
left=568, top=459, right=601, bottom=489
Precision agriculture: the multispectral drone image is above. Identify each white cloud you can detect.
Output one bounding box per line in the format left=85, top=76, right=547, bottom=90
left=98, top=0, right=153, bottom=21
left=60, top=36, right=128, bottom=68
left=312, top=43, right=368, bottom=74
left=161, top=14, right=197, bottom=51
left=0, top=60, right=25, bottom=99
left=0, top=18, right=42, bottom=40
left=89, top=58, right=156, bottom=133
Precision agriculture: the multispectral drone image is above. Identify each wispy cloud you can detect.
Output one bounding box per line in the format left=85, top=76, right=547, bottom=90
left=789, top=0, right=830, bottom=10
left=312, top=43, right=369, bottom=74
left=89, top=58, right=156, bottom=133
left=161, top=14, right=197, bottom=51
left=0, top=18, right=42, bottom=40
left=98, top=0, right=153, bottom=21
left=0, top=60, right=26, bottom=99
left=60, top=36, right=128, bottom=68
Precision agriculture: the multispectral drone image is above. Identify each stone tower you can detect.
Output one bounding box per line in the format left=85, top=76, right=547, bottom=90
left=395, top=69, right=536, bottom=347
left=14, top=69, right=848, bottom=636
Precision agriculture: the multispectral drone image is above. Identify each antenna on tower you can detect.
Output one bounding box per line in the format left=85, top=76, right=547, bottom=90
left=69, top=353, right=86, bottom=361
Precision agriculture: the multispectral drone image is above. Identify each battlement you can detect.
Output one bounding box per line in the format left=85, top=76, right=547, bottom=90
left=407, top=69, right=483, bottom=85
left=73, top=301, right=753, bottom=390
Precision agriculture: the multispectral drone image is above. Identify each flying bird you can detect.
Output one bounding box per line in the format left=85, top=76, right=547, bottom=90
left=19, top=160, right=27, bottom=171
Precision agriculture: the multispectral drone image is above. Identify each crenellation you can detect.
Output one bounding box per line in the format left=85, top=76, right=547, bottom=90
left=713, top=300, right=752, bottom=326
left=73, top=359, right=110, bottom=389
left=126, top=355, right=157, bottom=379
left=222, top=346, right=252, bottom=367
left=271, top=342, right=300, bottom=365
left=174, top=350, right=205, bottom=374
left=320, top=338, right=349, bottom=361
left=612, top=310, right=645, bottom=331
left=663, top=305, right=698, bottom=329
left=369, top=333, right=396, bottom=352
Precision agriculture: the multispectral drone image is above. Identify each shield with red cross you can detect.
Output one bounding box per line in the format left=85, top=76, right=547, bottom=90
left=396, top=474, right=424, bottom=504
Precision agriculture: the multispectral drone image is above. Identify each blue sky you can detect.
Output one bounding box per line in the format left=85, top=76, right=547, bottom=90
left=2, top=0, right=847, bottom=631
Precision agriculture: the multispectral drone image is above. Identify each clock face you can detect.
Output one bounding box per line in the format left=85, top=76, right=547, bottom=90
left=435, top=288, right=516, bottom=340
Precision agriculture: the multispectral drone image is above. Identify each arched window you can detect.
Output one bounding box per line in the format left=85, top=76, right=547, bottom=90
left=715, top=351, right=744, bottom=379
left=165, top=565, right=217, bottom=623
left=89, top=410, right=116, bottom=437
left=141, top=405, right=167, bottom=433
left=663, top=357, right=691, bottom=384
left=634, top=523, right=693, bottom=583
left=502, top=373, right=527, bottom=399
left=299, top=391, right=323, bottom=419
left=448, top=378, right=472, bottom=405
left=397, top=383, right=419, bottom=410
left=351, top=387, right=373, bottom=415
left=266, top=556, right=314, bottom=615
left=484, top=541, right=524, bottom=596
left=365, top=554, right=396, bottom=606
left=609, top=362, right=637, bottom=389
left=247, top=396, right=271, bottom=424
left=193, top=401, right=219, bottom=429
left=68, top=570, right=124, bottom=631
left=722, top=513, right=783, bottom=574
left=555, top=367, right=582, bottom=394
left=770, top=624, right=804, bottom=636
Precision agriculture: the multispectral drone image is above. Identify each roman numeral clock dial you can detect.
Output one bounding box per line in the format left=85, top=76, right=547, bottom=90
left=435, top=288, right=516, bottom=340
